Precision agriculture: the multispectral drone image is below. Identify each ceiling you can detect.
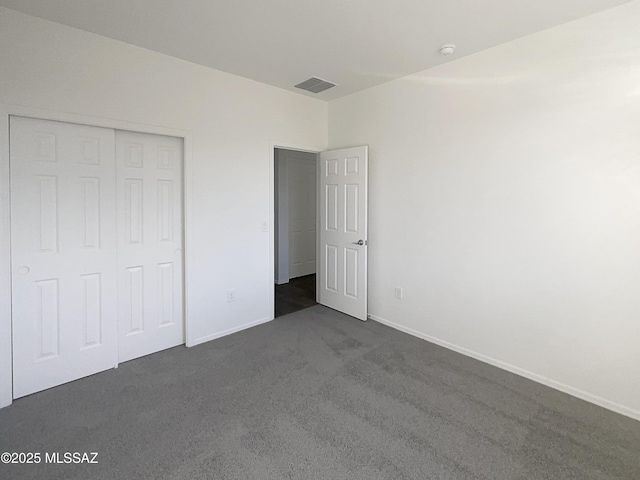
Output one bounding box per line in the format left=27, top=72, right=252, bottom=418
left=0, top=0, right=631, bottom=100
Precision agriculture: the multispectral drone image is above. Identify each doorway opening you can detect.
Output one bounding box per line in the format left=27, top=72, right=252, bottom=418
left=274, top=148, right=318, bottom=317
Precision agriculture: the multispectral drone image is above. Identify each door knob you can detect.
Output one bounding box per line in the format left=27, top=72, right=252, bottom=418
left=352, top=240, right=366, bottom=246
left=18, top=266, right=30, bottom=275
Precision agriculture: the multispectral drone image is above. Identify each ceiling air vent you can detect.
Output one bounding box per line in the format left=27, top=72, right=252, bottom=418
left=294, top=77, right=336, bottom=94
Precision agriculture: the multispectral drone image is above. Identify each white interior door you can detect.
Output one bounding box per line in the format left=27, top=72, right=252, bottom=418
left=289, top=158, right=316, bottom=278
left=318, top=146, right=368, bottom=320
left=116, top=130, right=184, bottom=363
left=10, top=116, right=118, bottom=398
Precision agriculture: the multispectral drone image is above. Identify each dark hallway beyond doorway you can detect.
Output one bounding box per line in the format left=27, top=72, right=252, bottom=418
left=275, top=274, right=316, bottom=317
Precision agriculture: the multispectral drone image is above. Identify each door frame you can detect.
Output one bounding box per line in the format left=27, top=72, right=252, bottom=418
left=0, top=103, right=194, bottom=408
left=269, top=141, right=324, bottom=318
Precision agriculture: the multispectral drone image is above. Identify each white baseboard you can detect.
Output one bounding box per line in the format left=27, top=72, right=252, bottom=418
left=189, top=316, right=273, bottom=347
left=368, top=313, right=640, bottom=422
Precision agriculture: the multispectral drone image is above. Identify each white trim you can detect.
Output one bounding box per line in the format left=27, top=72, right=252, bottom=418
left=189, top=316, right=273, bottom=347
left=0, top=103, right=195, bottom=408
left=0, top=109, right=10, bottom=408
left=368, top=313, right=640, bottom=422
left=182, top=133, right=195, bottom=348
left=268, top=140, right=323, bottom=319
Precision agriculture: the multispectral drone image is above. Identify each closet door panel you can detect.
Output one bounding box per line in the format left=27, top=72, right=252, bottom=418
left=11, top=116, right=118, bottom=398
left=116, top=130, right=184, bottom=362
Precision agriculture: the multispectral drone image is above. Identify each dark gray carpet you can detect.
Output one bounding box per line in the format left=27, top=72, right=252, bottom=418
left=1, top=305, right=639, bottom=480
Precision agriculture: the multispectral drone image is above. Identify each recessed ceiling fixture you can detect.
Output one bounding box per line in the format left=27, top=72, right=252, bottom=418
left=294, top=77, right=336, bottom=94
left=439, top=44, right=456, bottom=56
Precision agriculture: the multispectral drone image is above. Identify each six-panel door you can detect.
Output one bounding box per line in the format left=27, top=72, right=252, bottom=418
left=288, top=158, right=317, bottom=279
left=10, top=117, right=185, bottom=398
left=116, top=130, right=184, bottom=362
left=318, top=146, right=368, bottom=320
left=10, top=116, right=119, bottom=398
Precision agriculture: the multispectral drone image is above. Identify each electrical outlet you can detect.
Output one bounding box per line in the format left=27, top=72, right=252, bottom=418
left=394, top=287, right=403, bottom=300
left=227, top=289, right=236, bottom=302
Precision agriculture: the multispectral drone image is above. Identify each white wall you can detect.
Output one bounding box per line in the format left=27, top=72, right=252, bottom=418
left=0, top=7, right=327, bottom=407
left=3, top=3, right=639, bottom=420
left=329, top=2, right=640, bottom=419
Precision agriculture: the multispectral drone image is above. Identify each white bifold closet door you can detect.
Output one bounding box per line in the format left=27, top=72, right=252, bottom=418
left=115, top=130, right=184, bottom=363
left=10, top=117, right=184, bottom=398
left=10, top=117, right=119, bottom=398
